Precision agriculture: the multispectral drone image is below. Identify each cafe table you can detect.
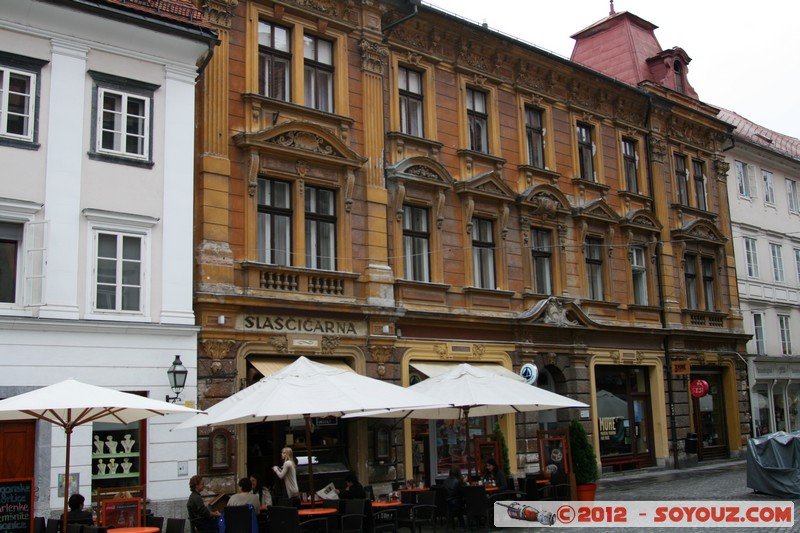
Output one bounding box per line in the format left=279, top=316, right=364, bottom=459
left=298, top=507, right=338, bottom=517
left=109, top=528, right=160, bottom=533
left=370, top=501, right=402, bottom=508
left=484, top=485, right=500, bottom=493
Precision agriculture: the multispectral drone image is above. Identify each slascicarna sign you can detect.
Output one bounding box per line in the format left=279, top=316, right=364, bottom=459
left=240, top=315, right=366, bottom=336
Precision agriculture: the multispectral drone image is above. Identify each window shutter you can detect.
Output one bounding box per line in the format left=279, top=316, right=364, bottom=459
left=24, top=220, right=47, bottom=307
left=747, top=165, right=758, bottom=198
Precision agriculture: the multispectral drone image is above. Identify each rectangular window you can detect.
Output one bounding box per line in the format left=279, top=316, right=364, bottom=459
left=531, top=228, right=552, bottom=295
left=763, top=170, right=775, bottom=204
left=399, top=67, right=423, bottom=137
left=0, top=221, right=23, bottom=303
left=0, top=65, right=35, bottom=142
left=753, top=313, right=765, bottom=355
left=631, top=246, right=648, bottom=305
left=402, top=205, right=430, bottom=282
left=258, top=21, right=291, bottom=101
left=702, top=257, right=715, bottom=311
left=305, top=186, right=336, bottom=270
left=788, top=179, right=799, bottom=212
left=622, top=138, right=638, bottom=193
left=585, top=237, right=604, bottom=300
left=684, top=253, right=698, bottom=310
left=97, top=88, right=149, bottom=159
left=779, top=315, right=792, bottom=355
left=303, top=35, right=334, bottom=112
left=744, top=237, right=759, bottom=278
left=577, top=124, right=595, bottom=181
left=472, top=218, right=495, bottom=289
left=771, top=243, right=785, bottom=282
left=525, top=107, right=545, bottom=169
left=674, top=154, right=689, bottom=206
left=795, top=249, right=800, bottom=284
left=257, top=178, right=292, bottom=265
left=735, top=160, right=750, bottom=197
left=693, top=160, right=707, bottom=210
left=466, top=88, right=488, bottom=153
left=95, top=232, right=142, bottom=312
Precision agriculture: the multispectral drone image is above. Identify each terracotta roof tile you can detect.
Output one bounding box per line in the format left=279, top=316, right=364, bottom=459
left=102, top=0, right=212, bottom=30
left=718, top=108, right=800, bottom=161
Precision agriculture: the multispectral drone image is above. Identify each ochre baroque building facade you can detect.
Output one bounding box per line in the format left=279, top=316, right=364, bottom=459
left=193, top=0, right=748, bottom=493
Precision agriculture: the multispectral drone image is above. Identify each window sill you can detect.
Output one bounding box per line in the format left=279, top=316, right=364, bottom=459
left=83, top=312, right=151, bottom=323
left=518, top=164, right=560, bottom=186
left=571, top=177, right=610, bottom=198
left=681, top=309, right=727, bottom=328
left=387, top=131, right=443, bottom=160
left=0, top=137, right=39, bottom=151
left=618, top=190, right=652, bottom=209
left=669, top=203, right=718, bottom=222
left=88, top=151, right=154, bottom=169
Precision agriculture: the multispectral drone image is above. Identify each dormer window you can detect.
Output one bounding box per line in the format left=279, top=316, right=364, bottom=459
left=674, top=60, right=685, bottom=94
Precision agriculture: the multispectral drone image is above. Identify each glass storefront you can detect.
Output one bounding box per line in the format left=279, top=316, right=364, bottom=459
left=691, top=370, right=728, bottom=460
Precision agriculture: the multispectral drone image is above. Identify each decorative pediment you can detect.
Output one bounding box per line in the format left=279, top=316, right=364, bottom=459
left=453, top=171, right=516, bottom=201
left=671, top=218, right=727, bottom=245
left=233, top=121, right=367, bottom=168
left=516, top=296, right=598, bottom=328
left=571, top=198, right=620, bottom=224
left=619, top=209, right=662, bottom=233
left=386, top=156, right=454, bottom=189
left=517, top=184, right=572, bottom=218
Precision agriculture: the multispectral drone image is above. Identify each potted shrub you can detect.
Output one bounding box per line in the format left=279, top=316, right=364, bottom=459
left=569, top=418, right=599, bottom=501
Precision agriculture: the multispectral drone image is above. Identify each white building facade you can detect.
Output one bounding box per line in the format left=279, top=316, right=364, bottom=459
left=720, top=109, right=800, bottom=437
left=0, top=0, right=215, bottom=519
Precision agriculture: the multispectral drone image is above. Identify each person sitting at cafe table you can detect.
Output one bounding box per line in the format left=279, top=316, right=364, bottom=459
left=61, top=493, right=94, bottom=525
left=336, top=472, right=366, bottom=499
left=227, top=477, right=261, bottom=509
left=444, top=466, right=466, bottom=531
left=482, top=458, right=507, bottom=488
left=187, top=475, right=221, bottom=533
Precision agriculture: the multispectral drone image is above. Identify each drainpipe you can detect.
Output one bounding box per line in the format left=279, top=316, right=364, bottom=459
left=644, top=96, right=681, bottom=469
left=382, top=0, right=421, bottom=33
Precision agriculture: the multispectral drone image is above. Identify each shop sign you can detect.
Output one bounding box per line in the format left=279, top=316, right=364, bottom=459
left=672, top=361, right=691, bottom=375
left=520, top=363, right=539, bottom=384
left=239, top=315, right=366, bottom=336
left=690, top=379, right=710, bottom=398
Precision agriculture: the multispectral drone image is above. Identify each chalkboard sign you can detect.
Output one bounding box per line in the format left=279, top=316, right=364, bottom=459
left=0, top=478, right=34, bottom=533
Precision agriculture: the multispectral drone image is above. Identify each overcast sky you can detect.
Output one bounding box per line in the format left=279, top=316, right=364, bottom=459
left=424, top=0, right=800, bottom=140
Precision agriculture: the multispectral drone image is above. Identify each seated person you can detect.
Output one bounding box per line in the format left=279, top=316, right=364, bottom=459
left=61, top=493, right=94, bottom=525
left=336, top=472, right=365, bottom=499
left=482, top=458, right=507, bottom=488
left=187, top=475, right=221, bottom=533
left=227, top=477, right=261, bottom=509
left=443, top=466, right=466, bottom=530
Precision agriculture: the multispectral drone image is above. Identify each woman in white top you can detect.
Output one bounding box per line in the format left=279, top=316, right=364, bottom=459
left=272, top=447, right=299, bottom=498
left=226, top=477, right=261, bottom=509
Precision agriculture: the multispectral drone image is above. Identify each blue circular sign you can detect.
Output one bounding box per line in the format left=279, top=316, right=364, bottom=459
left=520, top=363, right=538, bottom=385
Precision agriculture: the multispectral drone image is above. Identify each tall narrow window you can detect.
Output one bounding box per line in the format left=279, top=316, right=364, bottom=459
left=402, top=205, right=430, bottom=282
left=472, top=218, right=495, bottom=289
left=622, top=138, right=638, bottom=192
left=258, top=21, right=291, bottom=101
left=735, top=160, right=750, bottom=198
left=744, top=237, right=759, bottom=278
left=674, top=60, right=685, bottom=94
left=674, top=154, right=689, bottom=206
left=531, top=228, right=552, bottom=295
left=702, top=257, right=715, bottom=311
left=779, top=315, right=792, bottom=355
left=788, top=179, right=799, bottom=212
left=763, top=170, right=775, bottom=204
left=0, top=65, right=36, bottom=142
left=684, top=254, right=698, bottom=309
left=398, top=67, right=423, bottom=137
left=95, top=232, right=142, bottom=312
left=577, top=124, right=595, bottom=181
left=753, top=313, right=765, bottom=355
left=305, top=186, right=336, bottom=270
left=771, top=243, right=785, bottom=282
left=585, top=237, right=604, bottom=300
left=257, top=178, right=292, bottom=265
left=693, top=160, right=707, bottom=210
left=303, top=35, right=333, bottom=112
left=795, top=248, right=800, bottom=284
left=466, top=88, right=488, bottom=153
left=0, top=221, right=22, bottom=303
left=631, top=246, right=648, bottom=305
left=525, top=107, right=545, bottom=169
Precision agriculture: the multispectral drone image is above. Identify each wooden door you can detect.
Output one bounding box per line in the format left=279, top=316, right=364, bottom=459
left=0, top=421, right=36, bottom=478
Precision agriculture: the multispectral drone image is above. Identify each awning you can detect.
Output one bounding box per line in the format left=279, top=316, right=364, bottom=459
left=249, top=357, right=354, bottom=377
left=410, top=361, right=525, bottom=382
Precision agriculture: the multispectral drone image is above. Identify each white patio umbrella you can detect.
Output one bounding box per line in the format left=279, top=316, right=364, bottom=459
left=0, top=379, right=200, bottom=533
left=174, top=356, right=440, bottom=499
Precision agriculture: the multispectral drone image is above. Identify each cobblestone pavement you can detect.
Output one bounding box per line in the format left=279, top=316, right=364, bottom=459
left=418, top=460, right=800, bottom=532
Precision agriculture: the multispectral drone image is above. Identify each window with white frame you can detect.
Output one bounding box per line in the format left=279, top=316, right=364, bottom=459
left=257, top=178, right=292, bottom=265
left=305, top=185, right=336, bottom=270
left=531, top=228, right=552, bottom=295
left=466, top=88, right=488, bottom=153
left=577, top=123, right=595, bottom=181
left=788, top=179, right=799, bottom=212
left=0, top=222, right=23, bottom=303
left=622, top=138, right=638, bottom=193
left=771, top=243, right=785, bottom=282
left=303, top=35, right=334, bottom=113
left=763, top=170, right=775, bottom=204
left=0, top=52, right=45, bottom=144
left=752, top=312, right=765, bottom=355
left=258, top=20, right=291, bottom=101
left=735, top=160, right=750, bottom=197
left=744, top=237, right=759, bottom=278
left=693, top=159, right=707, bottom=210
left=674, top=154, right=689, bottom=206
left=631, top=246, right=648, bottom=305
left=399, top=66, right=424, bottom=138
left=402, top=205, right=430, bottom=282
left=89, top=72, right=157, bottom=165
left=472, top=218, right=495, bottom=289
left=779, top=314, right=792, bottom=355
left=95, top=232, right=143, bottom=312
left=585, top=237, right=604, bottom=300
left=525, top=107, right=545, bottom=169
left=795, top=248, right=800, bottom=284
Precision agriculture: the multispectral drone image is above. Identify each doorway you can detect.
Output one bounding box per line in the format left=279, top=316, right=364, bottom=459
left=691, top=371, right=729, bottom=461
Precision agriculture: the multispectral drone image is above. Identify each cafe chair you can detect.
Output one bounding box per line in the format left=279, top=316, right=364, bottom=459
left=146, top=515, right=165, bottom=532
left=270, top=505, right=329, bottom=533
left=540, top=472, right=571, bottom=501
left=397, top=499, right=437, bottom=533
left=165, top=517, right=187, bottom=533
left=82, top=526, right=109, bottom=533
left=371, top=507, right=398, bottom=533
left=333, top=498, right=364, bottom=533
left=462, top=485, right=487, bottom=530
left=65, top=524, right=83, bottom=533
left=33, top=517, right=46, bottom=533
left=222, top=504, right=258, bottom=533
left=45, top=519, right=60, bottom=533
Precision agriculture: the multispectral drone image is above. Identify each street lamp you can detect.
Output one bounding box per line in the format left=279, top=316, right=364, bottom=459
left=166, top=355, right=187, bottom=404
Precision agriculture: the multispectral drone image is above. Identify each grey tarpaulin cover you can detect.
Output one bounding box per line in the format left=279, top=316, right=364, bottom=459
left=746, top=431, right=800, bottom=497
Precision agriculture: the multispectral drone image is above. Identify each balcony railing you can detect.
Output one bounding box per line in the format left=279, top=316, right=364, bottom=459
left=240, top=262, right=358, bottom=299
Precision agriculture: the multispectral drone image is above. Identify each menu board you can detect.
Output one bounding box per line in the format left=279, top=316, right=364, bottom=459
left=0, top=478, right=33, bottom=533
left=102, top=498, right=140, bottom=528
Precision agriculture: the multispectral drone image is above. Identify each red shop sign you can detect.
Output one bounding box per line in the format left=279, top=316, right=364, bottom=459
left=690, top=379, right=709, bottom=398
